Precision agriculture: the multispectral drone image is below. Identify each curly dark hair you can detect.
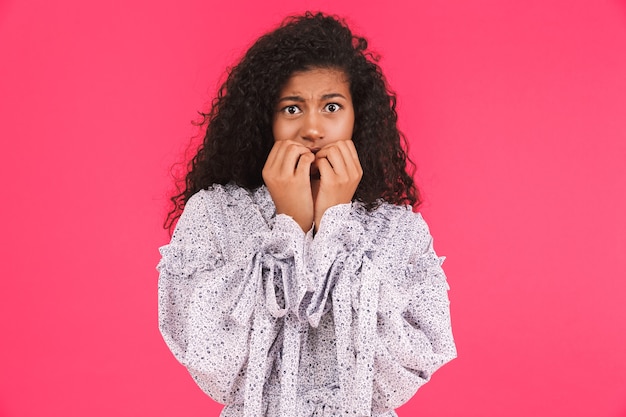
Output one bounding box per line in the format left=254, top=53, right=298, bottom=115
left=165, top=12, right=420, bottom=231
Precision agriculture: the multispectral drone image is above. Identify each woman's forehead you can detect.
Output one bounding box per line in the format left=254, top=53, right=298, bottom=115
left=279, top=68, right=350, bottom=96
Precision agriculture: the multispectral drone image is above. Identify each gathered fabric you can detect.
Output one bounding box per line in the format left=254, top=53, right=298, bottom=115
left=158, top=183, right=456, bottom=417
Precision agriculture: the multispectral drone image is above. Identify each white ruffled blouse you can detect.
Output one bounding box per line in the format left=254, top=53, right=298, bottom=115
left=158, top=183, right=456, bottom=417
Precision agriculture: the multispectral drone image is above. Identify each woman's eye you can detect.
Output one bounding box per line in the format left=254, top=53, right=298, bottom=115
left=283, top=105, right=301, bottom=115
left=324, top=103, right=341, bottom=113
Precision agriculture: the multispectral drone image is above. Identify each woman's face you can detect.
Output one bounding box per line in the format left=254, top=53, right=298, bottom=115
left=272, top=68, right=355, bottom=150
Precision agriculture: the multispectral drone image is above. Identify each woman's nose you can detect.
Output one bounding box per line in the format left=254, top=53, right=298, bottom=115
left=300, top=112, right=324, bottom=141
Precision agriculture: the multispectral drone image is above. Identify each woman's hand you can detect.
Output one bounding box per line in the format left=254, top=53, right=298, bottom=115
left=262, top=140, right=315, bottom=232
left=313, top=140, right=363, bottom=231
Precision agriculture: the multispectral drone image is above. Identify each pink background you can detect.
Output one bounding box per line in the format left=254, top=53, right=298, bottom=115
left=1, top=0, right=625, bottom=416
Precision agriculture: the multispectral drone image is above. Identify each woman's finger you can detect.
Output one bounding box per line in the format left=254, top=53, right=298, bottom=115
left=316, top=145, right=348, bottom=178
left=332, top=140, right=361, bottom=179
left=280, top=142, right=312, bottom=176
left=295, top=151, right=315, bottom=178
left=265, top=140, right=309, bottom=177
left=315, top=154, right=334, bottom=179
left=342, top=140, right=363, bottom=176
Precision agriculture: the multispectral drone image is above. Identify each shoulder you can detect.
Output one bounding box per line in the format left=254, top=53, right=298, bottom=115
left=354, top=202, right=430, bottom=238
left=186, top=183, right=253, bottom=207
left=183, top=184, right=273, bottom=236
left=340, top=203, right=436, bottom=276
left=184, top=183, right=269, bottom=217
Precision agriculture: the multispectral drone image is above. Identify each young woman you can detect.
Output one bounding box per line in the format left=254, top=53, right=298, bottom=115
left=158, top=12, right=456, bottom=417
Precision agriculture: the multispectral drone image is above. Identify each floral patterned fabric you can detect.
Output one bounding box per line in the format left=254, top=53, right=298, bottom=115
left=158, top=183, right=456, bottom=417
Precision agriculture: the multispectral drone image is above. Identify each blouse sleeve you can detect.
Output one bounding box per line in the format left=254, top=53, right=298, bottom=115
left=157, top=189, right=308, bottom=412
left=306, top=204, right=456, bottom=416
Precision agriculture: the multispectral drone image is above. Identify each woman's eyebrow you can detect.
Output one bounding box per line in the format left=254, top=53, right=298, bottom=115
left=277, top=95, right=305, bottom=103
left=320, top=93, right=347, bottom=100
left=277, top=93, right=347, bottom=103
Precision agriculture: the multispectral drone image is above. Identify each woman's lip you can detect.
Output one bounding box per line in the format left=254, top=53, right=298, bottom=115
left=309, top=147, right=321, bottom=154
